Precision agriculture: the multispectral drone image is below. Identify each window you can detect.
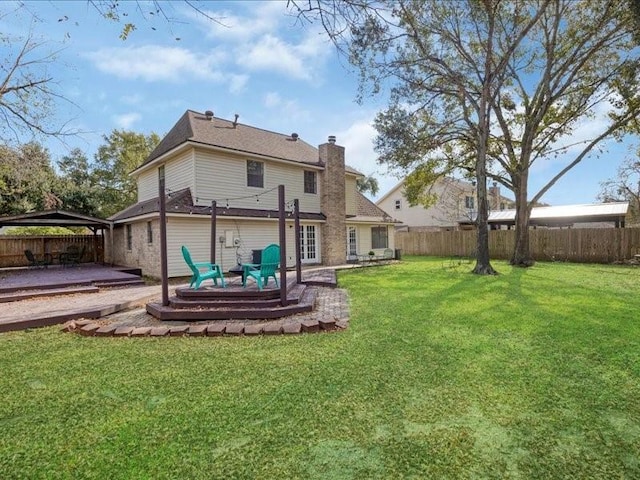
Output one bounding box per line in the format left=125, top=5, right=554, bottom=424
left=347, top=226, right=357, bottom=257
left=394, top=199, right=401, bottom=210
left=500, top=202, right=506, bottom=210
left=465, top=196, right=475, bottom=209
left=247, top=160, right=264, bottom=188
left=304, top=170, right=317, bottom=194
left=371, top=225, right=388, bottom=249
left=147, top=221, right=153, bottom=244
left=126, top=224, right=132, bottom=250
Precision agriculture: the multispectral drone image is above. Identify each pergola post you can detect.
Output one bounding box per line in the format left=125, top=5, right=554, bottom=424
left=294, top=198, right=301, bottom=285
left=211, top=200, right=217, bottom=264
left=278, top=185, right=287, bottom=306
left=159, top=174, right=169, bottom=307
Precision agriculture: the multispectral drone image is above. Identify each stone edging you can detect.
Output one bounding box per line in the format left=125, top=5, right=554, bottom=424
left=62, top=318, right=348, bottom=338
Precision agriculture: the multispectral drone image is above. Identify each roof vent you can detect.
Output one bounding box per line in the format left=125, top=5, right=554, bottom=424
left=205, top=110, right=214, bottom=120
left=328, top=135, right=336, bottom=144
left=291, top=133, right=299, bottom=141
left=233, top=113, right=239, bottom=127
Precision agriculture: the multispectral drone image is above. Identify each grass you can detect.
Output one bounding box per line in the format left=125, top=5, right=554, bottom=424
left=1, top=256, right=639, bottom=479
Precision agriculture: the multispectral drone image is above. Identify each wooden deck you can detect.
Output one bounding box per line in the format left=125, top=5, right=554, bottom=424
left=146, top=269, right=337, bottom=321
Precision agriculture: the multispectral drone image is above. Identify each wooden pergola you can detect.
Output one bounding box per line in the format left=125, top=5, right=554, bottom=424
left=0, top=210, right=113, bottom=264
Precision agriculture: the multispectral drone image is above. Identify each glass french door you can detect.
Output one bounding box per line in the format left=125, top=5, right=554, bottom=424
left=299, top=225, right=318, bottom=263
left=347, top=226, right=357, bottom=260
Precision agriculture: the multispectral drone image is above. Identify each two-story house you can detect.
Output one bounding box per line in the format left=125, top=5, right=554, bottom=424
left=377, top=177, right=513, bottom=232
left=108, top=110, right=396, bottom=278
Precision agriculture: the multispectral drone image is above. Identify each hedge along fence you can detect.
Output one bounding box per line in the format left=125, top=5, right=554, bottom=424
left=0, top=235, right=100, bottom=268
left=396, top=227, right=640, bottom=264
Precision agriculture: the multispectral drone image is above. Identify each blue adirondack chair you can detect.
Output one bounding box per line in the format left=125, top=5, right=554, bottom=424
left=242, top=244, right=280, bottom=290
left=181, top=246, right=226, bottom=289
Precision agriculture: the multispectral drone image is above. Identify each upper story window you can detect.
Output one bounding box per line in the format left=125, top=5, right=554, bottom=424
left=304, top=170, right=317, bottom=194
left=247, top=160, right=264, bottom=188
left=465, top=196, right=475, bottom=210
left=394, top=199, right=401, bottom=210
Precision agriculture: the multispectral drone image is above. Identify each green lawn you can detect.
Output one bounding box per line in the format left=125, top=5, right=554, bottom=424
left=1, top=257, right=639, bottom=479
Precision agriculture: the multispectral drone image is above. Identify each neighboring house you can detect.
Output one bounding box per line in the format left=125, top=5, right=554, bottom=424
left=108, top=110, right=397, bottom=278
left=377, top=177, right=513, bottom=231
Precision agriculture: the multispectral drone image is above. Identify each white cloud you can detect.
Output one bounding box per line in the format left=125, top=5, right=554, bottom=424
left=337, top=119, right=401, bottom=200
left=228, top=74, right=249, bottom=94
left=84, top=45, right=227, bottom=82
left=185, top=1, right=332, bottom=82
left=189, top=2, right=285, bottom=42
left=112, top=112, right=141, bottom=129
left=262, top=92, right=311, bottom=122
left=238, top=34, right=314, bottom=80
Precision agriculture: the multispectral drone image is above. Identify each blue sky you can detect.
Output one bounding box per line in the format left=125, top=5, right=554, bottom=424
left=4, top=1, right=629, bottom=205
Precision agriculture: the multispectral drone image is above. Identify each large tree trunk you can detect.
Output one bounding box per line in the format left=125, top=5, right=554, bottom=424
left=510, top=171, right=534, bottom=266
left=472, top=5, right=498, bottom=277
left=472, top=163, right=498, bottom=275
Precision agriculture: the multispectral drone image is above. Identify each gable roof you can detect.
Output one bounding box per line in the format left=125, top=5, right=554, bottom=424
left=135, top=110, right=362, bottom=176
left=356, top=191, right=392, bottom=218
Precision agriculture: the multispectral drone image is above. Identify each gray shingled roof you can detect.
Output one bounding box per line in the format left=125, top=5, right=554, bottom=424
left=110, top=187, right=326, bottom=223
left=137, top=110, right=362, bottom=175
left=356, top=191, right=396, bottom=221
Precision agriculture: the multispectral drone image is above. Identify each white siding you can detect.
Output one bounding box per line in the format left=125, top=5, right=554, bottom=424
left=194, top=149, right=321, bottom=212
left=166, top=151, right=195, bottom=194
left=345, top=176, right=357, bottom=216
left=346, top=222, right=395, bottom=256
left=137, top=170, right=157, bottom=202
left=135, top=151, right=195, bottom=202
left=166, top=215, right=314, bottom=277
left=377, top=180, right=474, bottom=229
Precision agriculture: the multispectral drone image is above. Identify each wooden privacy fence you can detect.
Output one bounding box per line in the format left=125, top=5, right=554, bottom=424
left=396, top=227, right=640, bottom=264
left=0, top=235, right=101, bottom=268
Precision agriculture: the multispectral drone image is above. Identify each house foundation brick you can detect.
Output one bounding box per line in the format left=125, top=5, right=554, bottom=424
left=79, top=323, right=100, bottom=336
left=207, top=323, right=226, bottom=336
left=301, top=319, right=320, bottom=333
left=319, top=318, right=337, bottom=331
left=263, top=324, right=283, bottom=335
left=131, top=327, right=152, bottom=337
left=225, top=324, right=244, bottom=335
left=188, top=325, right=208, bottom=336
left=150, top=327, right=170, bottom=337
left=283, top=322, right=302, bottom=334
left=244, top=324, right=263, bottom=335
left=95, top=325, right=118, bottom=337
left=169, top=325, right=189, bottom=336
left=113, top=326, right=134, bottom=337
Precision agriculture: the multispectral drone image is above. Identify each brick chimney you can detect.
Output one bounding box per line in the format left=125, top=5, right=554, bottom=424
left=319, top=136, right=346, bottom=266
left=489, top=182, right=500, bottom=210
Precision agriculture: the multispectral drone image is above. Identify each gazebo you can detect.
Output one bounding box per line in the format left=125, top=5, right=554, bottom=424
left=0, top=210, right=113, bottom=265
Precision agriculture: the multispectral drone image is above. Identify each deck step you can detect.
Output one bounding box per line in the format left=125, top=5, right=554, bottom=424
left=0, top=285, right=100, bottom=303
left=169, top=283, right=307, bottom=309
left=147, top=286, right=317, bottom=321
left=94, top=279, right=146, bottom=288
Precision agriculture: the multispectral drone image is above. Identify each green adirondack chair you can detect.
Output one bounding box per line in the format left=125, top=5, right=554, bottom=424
left=181, top=246, right=226, bottom=289
left=242, top=244, right=280, bottom=290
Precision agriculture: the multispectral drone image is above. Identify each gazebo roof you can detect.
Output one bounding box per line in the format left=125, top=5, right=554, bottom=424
left=459, top=202, right=629, bottom=227
left=0, top=210, right=112, bottom=230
